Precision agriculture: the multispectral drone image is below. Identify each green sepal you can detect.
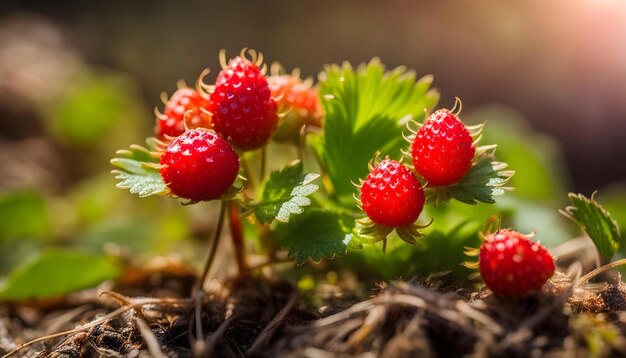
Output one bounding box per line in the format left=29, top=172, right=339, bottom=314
left=426, top=157, right=514, bottom=205
left=352, top=217, right=431, bottom=252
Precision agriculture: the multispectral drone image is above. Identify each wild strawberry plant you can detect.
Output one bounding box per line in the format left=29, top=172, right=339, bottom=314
left=0, top=48, right=621, bottom=315
left=110, top=50, right=517, bottom=288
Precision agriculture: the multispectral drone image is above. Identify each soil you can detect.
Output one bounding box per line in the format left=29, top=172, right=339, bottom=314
left=1, top=258, right=626, bottom=358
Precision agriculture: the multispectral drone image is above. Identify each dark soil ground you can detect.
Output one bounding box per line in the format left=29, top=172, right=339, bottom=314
left=2, top=256, right=626, bottom=358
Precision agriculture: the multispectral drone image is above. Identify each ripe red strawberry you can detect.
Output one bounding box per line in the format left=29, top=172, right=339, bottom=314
left=411, top=109, right=475, bottom=186
left=361, top=159, right=424, bottom=227
left=160, top=128, right=239, bottom=201
left=479, top=229, right=555, bottom=296
left=267, top=73, right=322, bottom=142
left=154, top=87, right=212, bottom=141
left=209, top=55, right=278, bottom=151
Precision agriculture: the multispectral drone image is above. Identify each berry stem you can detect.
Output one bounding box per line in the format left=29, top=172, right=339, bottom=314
left=296, top=127, right=305, bottom=163
left=196, top=200, right=227, bottom=293
left=228, top=200, right=249, bottom=276
left=241, top=156, right=257, bottom=191
left=260, top=146, right=267, bottom=183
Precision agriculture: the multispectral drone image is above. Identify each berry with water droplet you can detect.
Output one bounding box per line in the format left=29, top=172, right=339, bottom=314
left=411, top=109, right=475, bottom=186
left=160, top=128, right=239, bottom=201
left=360, top=159, right=424, bottom=227
left=479, top=229, right=555, bottom=296
left=209, top=55, right=278, bottom=150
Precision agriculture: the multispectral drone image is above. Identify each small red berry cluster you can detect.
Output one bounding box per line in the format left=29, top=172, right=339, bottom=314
left=155, top=50, right=321, bottom=202
left=359, top=108, right=556, bottom=296
left=358, top=108, right=477, bottom=243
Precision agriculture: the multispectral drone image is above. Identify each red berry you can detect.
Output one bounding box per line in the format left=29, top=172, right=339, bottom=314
left=154, top=88, right=212, bottom=141
left=361, top=159, right=424, bottom=227
left=411, top=109, right=475, bottom=186
left=479, top=229, right=555, bottom=297
left=209, top=56, right=278, bottom=151
left=160, top=128, right=239, bottom=201
left=268, top=74, right=322, bottom=141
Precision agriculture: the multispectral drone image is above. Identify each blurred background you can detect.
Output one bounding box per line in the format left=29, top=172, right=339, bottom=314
left=0, top=0, right=625, bottom=294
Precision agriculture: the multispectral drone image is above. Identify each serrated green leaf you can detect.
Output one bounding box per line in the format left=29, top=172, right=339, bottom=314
left=448, top=158, right=514, bottom=204
left=562, top=193, right=621, bottom=262
left=111, top=141, right=168, bottom=198
left=274, top=209, right=348, bottom=265
left=111, top=158, right=168, bottom=197
left=318, top=59, right=439, bottom=207
left=0, top=250, right=121, bottom=300
left=253, top=161, right=320, bottom=223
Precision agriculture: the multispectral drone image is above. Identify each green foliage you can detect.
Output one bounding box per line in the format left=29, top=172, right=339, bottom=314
left=461, top=106, right=572, bottom=247
left=562, top=193, right=621, bottom=262
left=316, top=58, right=439, bottom=207
left=597, top=187, right=626, bottom=239
left=0, top=250, right=121, bottom=300
left=251, top=161, right=320, bottom=223
left=274, top=209, right=349, bottom=265
left=45, top=72, right=138, bottom=147
left=343, top=220, right=482, bottom=281
left=448, top=158, right=514, bottom=205
left=111, top=142, right=168, bottom=198
left=112, top=159, right=168, bottom=197
left=467, top=106, right=568, bottom=202
left=0, top=191, right=51, bottom=243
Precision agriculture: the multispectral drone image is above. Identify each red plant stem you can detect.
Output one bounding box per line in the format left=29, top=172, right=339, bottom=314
left=196, top=200, right=227, bottom=294
left=228, top=200, right=248, bottom=276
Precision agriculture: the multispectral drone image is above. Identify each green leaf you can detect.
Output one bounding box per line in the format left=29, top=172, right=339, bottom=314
left=111, top=141, right=168, bottom=198
left=467, top=106, right=568, bottom=202
left=562, top=192, right=621, bottom=262
left=45, top=72, right=137, bottom=147
left=253, top=161, right=320, bottom=223
left=317, top=59, right=439, bottom=207
left=342, top=221, right=482, bottom=282
left=0, top=250, right=121, bottom=300
left=0, top=191, right=51, bottom=242
left=274, top=209, right=348, bottom=265
left=597, top=187, right=626, bottom=239
left=447, top=158, right=514, bottom=204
